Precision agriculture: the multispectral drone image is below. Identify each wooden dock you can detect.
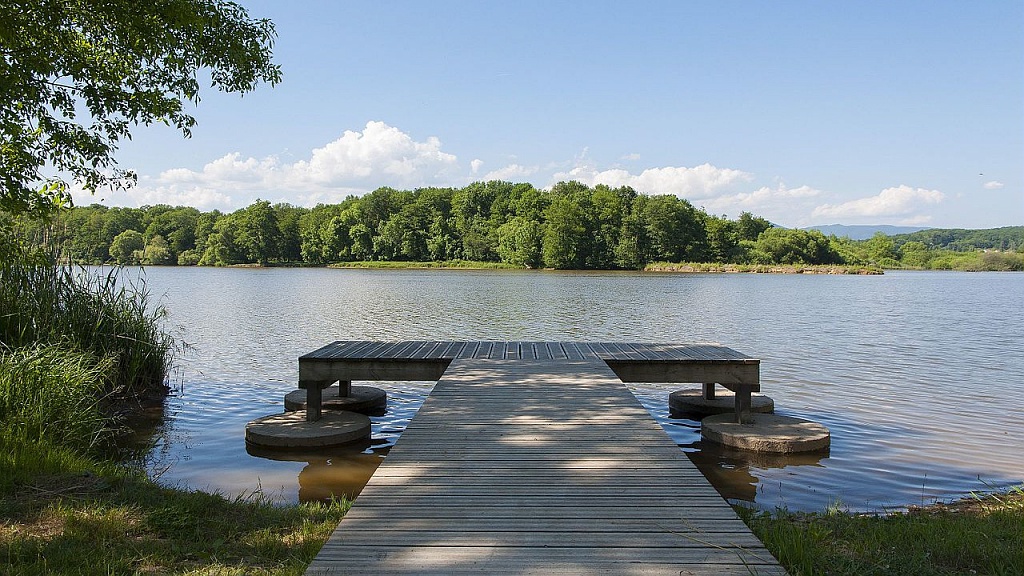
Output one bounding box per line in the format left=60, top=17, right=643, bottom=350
left=302, top=343, right=782, bottom=575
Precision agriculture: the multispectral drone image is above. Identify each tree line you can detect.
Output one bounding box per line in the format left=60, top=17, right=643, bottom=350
left=7, top=180, right=1021, bottom=271
left=888, top=226, right=1024, bottom=252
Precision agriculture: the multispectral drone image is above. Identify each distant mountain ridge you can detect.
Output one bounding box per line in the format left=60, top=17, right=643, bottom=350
left=803, top=224, right=932, bottom=240
left=803, top=224, right=1023, bottom=251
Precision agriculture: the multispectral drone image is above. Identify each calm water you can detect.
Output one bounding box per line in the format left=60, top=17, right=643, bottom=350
left=123, top=267, right=1023, bottom=512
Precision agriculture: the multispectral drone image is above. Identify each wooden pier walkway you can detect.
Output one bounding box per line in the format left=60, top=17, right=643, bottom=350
left=302, top=343, right=783, bottom=575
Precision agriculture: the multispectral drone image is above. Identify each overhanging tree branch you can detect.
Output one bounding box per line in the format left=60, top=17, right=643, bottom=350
left=0, top=0, right=282, bottom=217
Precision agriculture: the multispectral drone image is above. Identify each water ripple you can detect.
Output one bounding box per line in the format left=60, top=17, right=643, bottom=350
left=119, top=267, right=1024, bottom=511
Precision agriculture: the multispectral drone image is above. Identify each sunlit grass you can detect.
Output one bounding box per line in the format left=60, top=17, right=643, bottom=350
left=0, top=432, right=350, bottom=575
left=328, top=259, right=523, bottom=269
left=0, top=347, right=114, bottom=453
left=737, top=487, right=1024, bottom=575
left=645, top=261, right=884, bottom=274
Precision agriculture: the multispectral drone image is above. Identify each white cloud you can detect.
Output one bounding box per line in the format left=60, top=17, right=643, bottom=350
left=694, top=183, right=823, bottom=225
left=896, top=214, right=937, bottom=226
left=552, top=162, right=752, bottom=200
left=125, top=185, right=236, bottom=210
left=78, top=121, right=462, bottom=211
left=470, top=159, right=484, bottom=174
left=620, top=153, right=641, bottom=161
left=290, top=121, right=458, bottom=184
left=483, top=163, right=539, bottom=181
left=984, top=180, right=1004, bottom=190
left=811, top=185, right=945, bottom=220
left=702, top=184, right=821, bottom=211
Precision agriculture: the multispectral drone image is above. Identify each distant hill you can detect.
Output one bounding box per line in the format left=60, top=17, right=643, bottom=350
left=890, top=226, right=1024, bottom=251
left=804, top=224, right=932, bottom=240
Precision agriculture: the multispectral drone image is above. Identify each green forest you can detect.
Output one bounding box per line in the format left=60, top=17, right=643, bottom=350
left=7, top=181, right=1023, bottom=271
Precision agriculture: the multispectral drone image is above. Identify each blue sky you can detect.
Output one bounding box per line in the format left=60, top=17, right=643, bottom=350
left=86, top=1, right=1023, bottom=229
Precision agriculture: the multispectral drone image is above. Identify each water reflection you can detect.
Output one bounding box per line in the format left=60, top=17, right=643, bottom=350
left=686, top=440, right=829, bottom=504
left=630, top=384, right=831, bottom=505
left=110, top=404, right=169, bottom=466
left=245, top=442, right=389, bottom=502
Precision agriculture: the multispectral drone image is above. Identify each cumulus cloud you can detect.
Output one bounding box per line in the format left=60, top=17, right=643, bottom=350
left=620, top=153, right=641, bottom=161
left=984, top=180, right=1004, bottom=190
left=694, top=183, right=823, bottom=224
left=77, top=121, right=462, bottom=211
left=483, top=163, right=539, bottom=181
left=291, top=121, right=458, bottom=185
left=702, top=184, right=821, bottom=210
left=470, top=159, right=484, bottom=174
left=811, top=185, right=945, bottom=221
left=552, top=162, right=752, bottom=200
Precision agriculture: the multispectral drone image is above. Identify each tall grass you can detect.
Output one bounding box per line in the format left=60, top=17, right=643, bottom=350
left=1, top=225, right=175, bottom=457
left=0, top=230, right=173, bottom=401
left=0, top=346, right=114, bottom=452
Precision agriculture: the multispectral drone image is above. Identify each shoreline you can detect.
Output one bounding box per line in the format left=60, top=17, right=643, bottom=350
left=644, top=262, right=884, bottom=274
left=316, top=260, right=885, bottom=274
left=739, top=485, right=1023, bottom=575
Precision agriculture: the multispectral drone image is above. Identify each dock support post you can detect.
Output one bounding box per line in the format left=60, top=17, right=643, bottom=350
left=339, top=380, right=352, bottom=397
left=735, top=386, right=752, bottom=424
left=306, top=384, right=322, bottom=422
left=300, top=379, right=333, bottom=422
left=702, top=382, right=716, bottom=400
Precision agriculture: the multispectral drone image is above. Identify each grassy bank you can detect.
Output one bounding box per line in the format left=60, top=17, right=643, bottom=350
left=644, top=262, right=884, bottom=274
left=327, top=260, right=887, bottom=274
left=0, top=432, right=348, bottom=575
left=738, top=487, right=1024, bottom=575
left=329, top=259, right=523, bottom=270
left=3, top=454, right=1020, bottom=576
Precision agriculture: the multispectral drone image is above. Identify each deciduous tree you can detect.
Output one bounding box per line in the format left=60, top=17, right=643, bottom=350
left=108, top=229, right=143, bottom=264
left=1, top=0, right=281, bottom=216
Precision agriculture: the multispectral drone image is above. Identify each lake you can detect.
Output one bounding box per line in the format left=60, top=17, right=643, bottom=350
left=123, top=267, right=1023, bottom=512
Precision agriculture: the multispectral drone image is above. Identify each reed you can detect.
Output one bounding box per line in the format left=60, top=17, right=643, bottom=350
left=0, top=235, right=173, bottom=400
left=0, top=346, right=114, bottom=453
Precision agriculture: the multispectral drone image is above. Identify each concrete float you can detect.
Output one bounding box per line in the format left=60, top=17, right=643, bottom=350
left=284, top=385, right=387, bottom=414
left=701, top=413, right=830, bottom=453
left=669, top=388, right=775, bottom=418
left=245, top=410, right=371, bottom=449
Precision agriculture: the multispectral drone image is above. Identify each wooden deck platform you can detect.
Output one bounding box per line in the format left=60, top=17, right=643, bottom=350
left=299, top=341, right=760, bottom=423
left=303, top=344, right=783, bottom=575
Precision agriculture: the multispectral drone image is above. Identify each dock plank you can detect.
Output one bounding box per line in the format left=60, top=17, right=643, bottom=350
left=305, top=356, right=781, bottom=575
left=408, top=341, right=442, bottom=359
